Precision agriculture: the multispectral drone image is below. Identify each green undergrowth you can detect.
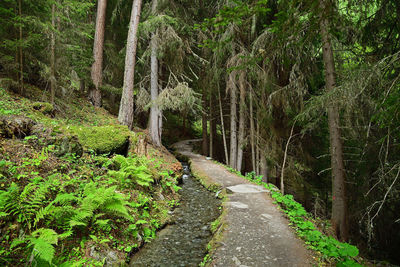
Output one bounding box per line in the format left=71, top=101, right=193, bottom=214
left=0, top=85, right=118, bottom=129
left=0, top=151, right=181, bottom=266
left=0, top=86, right=182, bottom=266
left=216, top=161, right=364, bottom=267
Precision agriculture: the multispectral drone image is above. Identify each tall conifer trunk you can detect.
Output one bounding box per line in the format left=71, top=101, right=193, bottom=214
left=229, top=79, right=238, bottom=169
left=90, top=0, right=107, bottom=107
left=202, top=85, right=208, bottom=155
left=148, top=0, right=162, bottom=146
left=18, top=0, right=24, bottom=95
left=209, top=88, right=216, bottom=158
left=218, top=85, right=229, bottom=164
left=250, top=89, right=256, bottom=172
left=256, top=118, right=260, bottom=175
left=118, top=0, right=142, bottom=129
left=320, top=0, right=348, bottom=241
left=50, top=3, right=56, bottom=104
left=237, top=72, right=246, bottom=171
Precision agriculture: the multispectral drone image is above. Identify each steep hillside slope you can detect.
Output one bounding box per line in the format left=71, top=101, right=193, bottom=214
left=0, top=85, right=182, bottom=266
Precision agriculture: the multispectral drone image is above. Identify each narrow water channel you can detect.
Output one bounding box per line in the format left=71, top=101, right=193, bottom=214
left=130, top=163, right=221, bottom=267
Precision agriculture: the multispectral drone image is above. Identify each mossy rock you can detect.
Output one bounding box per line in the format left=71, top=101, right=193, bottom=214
left=54, top=135, right=83, bottom=157
left=0, top=115, right=35, bottom=138
left=32, top=102, right=54, bottom=115
left=0, top=78, right=19, bottom=93
left=70, top=125, right=131, bottom=155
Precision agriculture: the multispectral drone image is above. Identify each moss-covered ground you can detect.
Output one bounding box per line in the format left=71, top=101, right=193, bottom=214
left=0, top=86, right=182, bottom=266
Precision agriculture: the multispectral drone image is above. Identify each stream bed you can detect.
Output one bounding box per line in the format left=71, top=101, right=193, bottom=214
left=130, top=163, right=221, bottom=267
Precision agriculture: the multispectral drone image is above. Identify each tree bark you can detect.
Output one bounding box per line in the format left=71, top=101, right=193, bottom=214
left=209, top=88, right=216, bottom=158
left=202, top=85, right=208, bottom=155
left=256, top=117, right=260, bottom=175
left=50, top=3, right=56, bottom=104
left=218, top=85, right=229, bottom=164
left=118, top=0, right=142, bottom=129
left=90, top=0, right=107, bottom=107
left=250, top=88, right=256, bottom=172
left=237, top=72, right=246, bottom=172
left=320, top=0, right=348, bottom=241
left=281, top=123, right=295, bottom=195
left=148, top=0, right=162, bottom=146
left=18, top=0, right=24, bottom=96
left=229, top=78, right=238, bottom=169
left=260, top=151, right=268, bottom=183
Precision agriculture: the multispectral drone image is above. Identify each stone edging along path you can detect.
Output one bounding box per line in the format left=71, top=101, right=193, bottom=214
left=172, top=139, right=313, bottom=267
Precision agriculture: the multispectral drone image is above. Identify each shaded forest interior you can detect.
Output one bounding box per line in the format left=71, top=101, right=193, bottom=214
left=1, top=0, right=400, bottom=265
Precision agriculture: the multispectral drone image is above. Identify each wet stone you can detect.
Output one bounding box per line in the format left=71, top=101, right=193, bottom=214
left=229, top=202, right=249, bottom=209
left=226, top=184, right=269, bottom=194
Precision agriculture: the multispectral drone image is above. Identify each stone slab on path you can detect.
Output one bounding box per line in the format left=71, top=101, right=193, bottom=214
left=173, top=139, right=312, bottom=267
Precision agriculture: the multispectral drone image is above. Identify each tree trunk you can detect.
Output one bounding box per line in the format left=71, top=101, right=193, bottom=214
left=320, top=0, right=348, bottom=242
left=90, top=0, right=107, bottom=107
left=50, top=3, right=56, bottom=104
left=229, top=80, right=238, bottom=169
left=80, top=79, right=85, bottom=96
left=202, top=85, right=208, bottom=155
left=148, top=0, right=162, bottom=146
left=280, top=123, right=295, bottom=195
left=18, top=0, right=24, bottom=96
left=237, top=72, right=246, bottom=172
left=182, top=115, right=186, bottom=136
left=118, top=0, right=142, bottom=129
left=250, top=89, right=256, bottom=173
left=218, top=85, right=229, bottom=164
left=209, top=88, right=215, bottom=158
left=260, top=151, right=268, bottom=183
left=256, top=118, right=260, bottom=175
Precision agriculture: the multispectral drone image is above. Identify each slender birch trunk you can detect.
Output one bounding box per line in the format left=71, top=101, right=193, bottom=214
left=118, top=0, right=142, bottom=129
left=90, top=0, right=107, bottom=107
left=320, top=0, right=348, bottom=241
left=148, top=0, right=162, bottom=146
left=50, top=3, right=56, bottom=104
left=237, top=72, right=246, bottom=172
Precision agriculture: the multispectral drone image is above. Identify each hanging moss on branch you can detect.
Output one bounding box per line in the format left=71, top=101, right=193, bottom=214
left=156, top=82, right=201, bottom=114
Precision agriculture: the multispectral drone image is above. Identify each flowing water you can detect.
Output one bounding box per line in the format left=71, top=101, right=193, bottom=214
left=130, top=163, right=221, bottom=267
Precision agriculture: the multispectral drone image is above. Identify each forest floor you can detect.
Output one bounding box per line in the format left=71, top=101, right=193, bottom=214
left=173, top=139, right=313, bottom=267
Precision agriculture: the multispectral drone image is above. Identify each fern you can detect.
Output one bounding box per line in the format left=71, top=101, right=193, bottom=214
left=28, top=228, right=58, bottom=263
left=109, top=155, right=154, bottom=187
left=68, top=182, right=133, bottom=229
left=1, top=179, right=52, bottom=230
left=11, top=228, right=60, bottom=264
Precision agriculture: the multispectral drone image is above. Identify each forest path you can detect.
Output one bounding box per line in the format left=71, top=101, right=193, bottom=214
left=172, top=139, right=312, bottom=267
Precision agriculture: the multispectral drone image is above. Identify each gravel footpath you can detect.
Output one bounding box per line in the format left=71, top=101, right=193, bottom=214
left=173, top=139, right=312, bottom=267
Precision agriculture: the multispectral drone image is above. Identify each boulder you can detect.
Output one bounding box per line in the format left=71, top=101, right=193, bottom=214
left=30, top=124, right=83, bottom=157
left=0, top=115, right=35, bottom=138
left=32, top=102, right=55, bottom=116
left=70, top=125, right=131, bottom=155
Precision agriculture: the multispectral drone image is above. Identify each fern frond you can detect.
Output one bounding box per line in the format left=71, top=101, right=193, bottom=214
left=52, top=193, right=78, bottom=206
left=28, top=228, right=59, bottom=263
left=29, top=237, right=55, bottom=263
